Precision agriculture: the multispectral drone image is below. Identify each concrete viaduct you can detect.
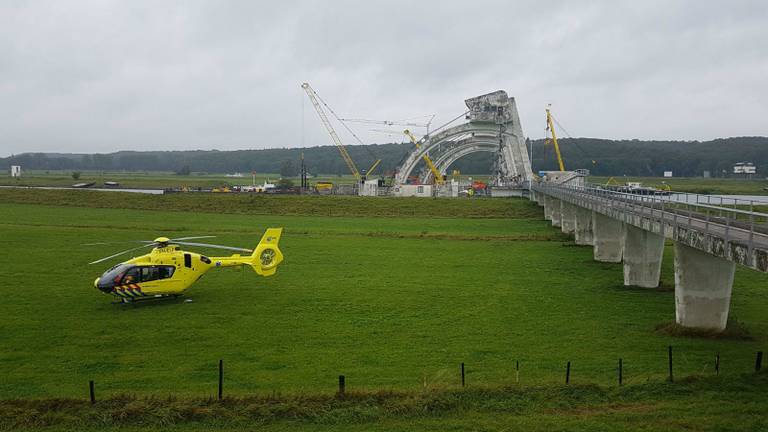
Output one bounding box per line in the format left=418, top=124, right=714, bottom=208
left=530, top=180, right=768, bottom=331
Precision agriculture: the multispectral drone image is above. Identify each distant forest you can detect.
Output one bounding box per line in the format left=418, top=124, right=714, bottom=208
left=2, top=136, right=767, bottom=177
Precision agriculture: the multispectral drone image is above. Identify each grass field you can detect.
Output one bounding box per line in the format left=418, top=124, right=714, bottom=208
left=0, top=170, right=493, bottom=190
left=1, top=191, right=767, bottom=430
left=589, top=176, right=768, bottom=195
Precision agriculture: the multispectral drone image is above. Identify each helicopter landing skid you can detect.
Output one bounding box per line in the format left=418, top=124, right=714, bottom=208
left=112, top=294, right=182, bottom=305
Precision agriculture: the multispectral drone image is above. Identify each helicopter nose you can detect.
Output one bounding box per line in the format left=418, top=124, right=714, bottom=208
left=95, top=277, right=114, bottom=294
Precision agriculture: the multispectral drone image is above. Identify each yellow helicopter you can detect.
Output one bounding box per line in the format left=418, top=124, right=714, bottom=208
left=90, top=228, right=283, bottom=302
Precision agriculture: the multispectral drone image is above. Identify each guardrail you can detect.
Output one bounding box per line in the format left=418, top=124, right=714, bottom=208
left=532, top=181, right=768, bottom=259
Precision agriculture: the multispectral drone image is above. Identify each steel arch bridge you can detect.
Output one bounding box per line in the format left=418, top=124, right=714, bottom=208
left=394, top=90, right=533, bottom=187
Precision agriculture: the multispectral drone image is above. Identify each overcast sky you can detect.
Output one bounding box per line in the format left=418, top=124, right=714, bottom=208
left=1, top=0, right=766, bottom=156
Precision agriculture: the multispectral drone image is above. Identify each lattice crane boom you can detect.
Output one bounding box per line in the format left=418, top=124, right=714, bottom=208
left=301, top=82, right=360, bottom=179
left=545, top=105, right=565, bottom=171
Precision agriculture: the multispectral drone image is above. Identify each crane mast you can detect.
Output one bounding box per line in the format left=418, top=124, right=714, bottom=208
left=403, top=129, right=445, bottom=185
left=301, top=82, right=361, bottom=179
left=545, top=106, right=565, bottom=171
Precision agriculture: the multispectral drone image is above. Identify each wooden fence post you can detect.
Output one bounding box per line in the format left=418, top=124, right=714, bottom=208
left=668, top=346, right=673, bottom=383
left=218, top=359, right=223, bottom=400
left=618, top=358, right=623, bottom=386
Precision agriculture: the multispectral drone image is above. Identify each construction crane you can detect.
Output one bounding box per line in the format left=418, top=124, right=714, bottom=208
left=545, top=105, right=565, bottom=171
left=301, top=82, right=381, bottom=179
left=340, top=115, right=436, bottom=133
left=403, top=129, right=444, bottom=185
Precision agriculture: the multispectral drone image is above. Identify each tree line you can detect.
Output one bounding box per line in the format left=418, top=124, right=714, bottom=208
left=2, top=136, right=766, bottom=177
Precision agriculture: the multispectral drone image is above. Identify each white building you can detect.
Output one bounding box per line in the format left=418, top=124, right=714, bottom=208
left=393, top=184, right=433, bottom=197
left=733, top=162, right=756, bottom=175
left=10, top=165, right=21, bottom=178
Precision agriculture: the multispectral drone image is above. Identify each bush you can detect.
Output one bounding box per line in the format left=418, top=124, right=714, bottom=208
left=71, top=171, right=81, bottom=180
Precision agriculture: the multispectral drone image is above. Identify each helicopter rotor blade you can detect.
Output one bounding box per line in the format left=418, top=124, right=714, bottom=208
left=81, top=240, right=152, bottom=246
left=172, top=241, right=253, bottom=253
left=169, top=236, right=217, bottom=241
left=88, top=244, right=154, bottom=265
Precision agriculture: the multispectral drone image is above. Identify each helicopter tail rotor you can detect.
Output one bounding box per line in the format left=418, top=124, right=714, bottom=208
left=249, top=228, right=284, bottom=276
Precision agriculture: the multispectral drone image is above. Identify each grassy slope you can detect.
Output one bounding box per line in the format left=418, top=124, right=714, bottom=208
left=1, top=192, right=767, bottom=430
left=3, top=373, right=768, bottom=431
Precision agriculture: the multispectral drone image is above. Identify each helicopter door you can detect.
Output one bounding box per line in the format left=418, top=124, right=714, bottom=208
left=184, top=253, right=192, bottom=268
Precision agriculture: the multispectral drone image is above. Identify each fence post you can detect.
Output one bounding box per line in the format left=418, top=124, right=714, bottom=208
left=338, top=375, right=345, bottom=396
left=618, top=358, right=623, bottom=386
left=89, top=380, right=95, bottom=404
left=461, top=362, right=465, bottom=387
left=218, top=359, right=223, bottom=400
left=565, top=361, right=571, bottom=384
left=715, top=353, right=720, bottom=375
left=668, top=346, right=674, bottom=382
left=756, top=351, right=763, bottom=373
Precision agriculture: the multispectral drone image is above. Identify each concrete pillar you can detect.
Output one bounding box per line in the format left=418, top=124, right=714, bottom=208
left=543, top=196, right=553, bottom=220
left=550, top=198, right=562, bottom=227
left=674, top=243, right=735, bottom=331
left=623, top=225, right=665, bottom=288
left=574, top=207, right=594, bottom=245
left=560, top=201, right=576, bottom=234
left=592, top=212, right=624, bottom=262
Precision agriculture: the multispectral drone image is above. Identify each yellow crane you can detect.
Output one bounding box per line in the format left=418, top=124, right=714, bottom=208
left=403, top=129, right=444, bottom=185
left=301, top=82, right=381, bottom=179
left=545, top=105, right=565, bottom=171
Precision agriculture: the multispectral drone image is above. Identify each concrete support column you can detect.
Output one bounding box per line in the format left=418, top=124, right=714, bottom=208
left=550, top=198, right=562, bottom=227
left=674, top=243, right=735, bottom=331
left=592, top=212, right=624, bottom=262
left=543, top=196, right=553, bottom=220
left=623, top=225, right=665, bottom=288
left=560, top=201, right=576, bottom=234
left=574, top=207, right=594, bottom=245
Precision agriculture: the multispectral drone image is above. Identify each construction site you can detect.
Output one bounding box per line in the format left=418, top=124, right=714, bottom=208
left=300, top=83, right=576, bottom=198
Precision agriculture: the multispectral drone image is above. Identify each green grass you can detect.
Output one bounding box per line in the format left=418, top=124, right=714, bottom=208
left=3, top=373, right=768, bottom=431
left=0, top=189, right=540, bottom=219
left=1, top=191, right=767, bottom=429
left=0, top=171, right=493, bottom=190
left=590, top=176, right=768, bottom=195
left=0, top=170, right=362, bottom=189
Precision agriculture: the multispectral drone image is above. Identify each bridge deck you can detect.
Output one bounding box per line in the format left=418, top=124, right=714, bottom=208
left=533, top=183, right=768, bottom=272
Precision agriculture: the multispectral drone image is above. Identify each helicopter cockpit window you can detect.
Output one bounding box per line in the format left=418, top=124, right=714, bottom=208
left=133, top=266, right=176, bottom=282
left=158, top=266, right=175, bottom=279
left=139, top=266, right=159, bottom=282
left=101, top=264, right=132, bottom=285
left=121, top=267, right=140, bottom=284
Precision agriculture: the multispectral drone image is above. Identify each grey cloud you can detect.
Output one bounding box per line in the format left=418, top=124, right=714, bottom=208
left=0, top=0, right=766, bottom=156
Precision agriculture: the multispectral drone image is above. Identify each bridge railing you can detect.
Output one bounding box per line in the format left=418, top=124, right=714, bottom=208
left=532, top=181, right=768, bottom=255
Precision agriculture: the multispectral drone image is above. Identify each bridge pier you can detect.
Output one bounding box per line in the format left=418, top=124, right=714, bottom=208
left=543, top=196, right=554, bottom=220
left=560, top=201, right=576, bottom=234
left=623, top=225, right=665, bottom=288
left=674, top=243, right=735, bottom=331
left=550, top=198, right=562, bottom=227
left=531, top=190, right=541, bottom=204
left=574, top=208, right=594, bottom=245
left=592, top=212, right=624, bottom=263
